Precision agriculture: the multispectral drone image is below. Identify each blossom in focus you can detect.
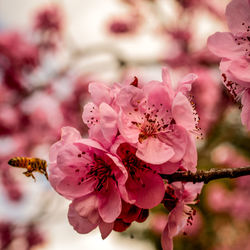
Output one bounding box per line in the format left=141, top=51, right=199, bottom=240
left=49, top=68, right=202, bottom=245
left=207, top=0, right=250, bottom=130
left=49, top=127, right=128, bottom=238
left=117, top=68, right=199, bottom=171
left=161, top=182, right=203, bottom=250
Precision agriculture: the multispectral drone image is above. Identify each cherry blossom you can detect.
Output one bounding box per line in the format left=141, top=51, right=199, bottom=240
left=82, top=82, right=119, bottom=149
left=117, top=68, right=199, bottom=171
left=207, top=0, right=250, bottom=130
left=49, top=126, right=128, bottom=238
left=161, top=182, right=203, bottom=250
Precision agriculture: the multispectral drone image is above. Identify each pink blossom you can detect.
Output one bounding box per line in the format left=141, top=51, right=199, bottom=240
left=49, top=127, right=128, bottom=238
left=34, top=5, right=62, bottom=34
left=33, top=5, right=63, bottom=50
left=161, top=182, right=203, bottom=250
left=207, top=0, right=250, bottom=130
left=117, top=68, right=199, bottom=171
left=82, top=82, right=118, bottom=149
left=112, top=139, right=165, bottom=209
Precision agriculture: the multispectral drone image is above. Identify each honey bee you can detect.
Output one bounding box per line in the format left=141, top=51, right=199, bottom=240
left=8, top=157, right=48, bottom=181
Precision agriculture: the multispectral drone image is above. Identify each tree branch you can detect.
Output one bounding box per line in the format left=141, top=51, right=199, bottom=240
left=160, top=167, right=250, bottom=184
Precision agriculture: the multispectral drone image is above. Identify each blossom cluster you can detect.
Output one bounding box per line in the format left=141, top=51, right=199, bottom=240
left=208, top=0, right=250, bottom=130
left=48, top=68, right=203, bottom=250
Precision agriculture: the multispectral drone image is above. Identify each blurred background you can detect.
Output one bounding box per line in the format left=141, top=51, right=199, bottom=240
left=0, top=0, right=250, bottom=249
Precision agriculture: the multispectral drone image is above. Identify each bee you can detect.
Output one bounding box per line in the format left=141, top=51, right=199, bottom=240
left=8, top=157, right=48, bottom=181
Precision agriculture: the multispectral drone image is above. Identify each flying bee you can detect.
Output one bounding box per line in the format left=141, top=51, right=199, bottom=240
left=8, top=157, right=48, bottom=181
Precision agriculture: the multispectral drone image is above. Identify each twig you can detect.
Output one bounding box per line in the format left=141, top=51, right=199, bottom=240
left=160, top=166, right=250, bottom=184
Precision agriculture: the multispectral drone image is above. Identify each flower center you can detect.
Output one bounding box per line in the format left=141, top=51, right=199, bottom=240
left=76, top=152, right=113, bottom=191
left=118, top=144, right=153, bottom=185
left=222, top=73, right=244, bottom=101
left=130, top=103, right=173, bottom=143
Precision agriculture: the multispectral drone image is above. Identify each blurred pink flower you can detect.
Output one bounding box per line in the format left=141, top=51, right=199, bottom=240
left=49, top=127, right=128, bottom=238
left=207, top=0, right=250, bottom=130
left=21, top=91, right=63, bottom=130
left=108, top=14, right=139, bottom=35
left=190, top=68, right=221, bottom=134
left=206, top=183, right=230, bottom=212
left=33, top=5, right=63, bottom=50
left=150, top=213, right=168, bottom=235
left=0, top=32, right=39, bottom=90
left=34, top=5, right=62, bottom=34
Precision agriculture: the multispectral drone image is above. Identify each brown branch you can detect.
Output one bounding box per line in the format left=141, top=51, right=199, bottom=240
left=160, top=167, right=250, bottom=184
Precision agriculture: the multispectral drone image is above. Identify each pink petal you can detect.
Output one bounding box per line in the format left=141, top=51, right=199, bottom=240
left=226, top=0, right=250, bottom=33
left=161, top=67, right=175, bottom=99
left=75, top=138, right=106, bottom=152
left=106, top=153, right=128, bottom=185
left=161, top=233, right=173, bottom=250
left=88, top=123, right=112, bottom=149
left=241, top=90, right=250, bottom=130
left=161, top=202, right=187, bottom=250
left=181, top=134, right=197, bottom=172
left=207, top=32, right=243, bottom=59
left=98, top=179, right=122, bottom=223
left=56, top=176, right=95, bottom=199
left=143, top=81, right=172, bottom=109
left=56, top=144, right=89, bottom=175
left=72, top=194, right=100, bottom=224
left=88, top=82, right=112, bottom=105
left=49, top=126, right=81, bottom=162
left=126, top=170, right=165, bottom=209
left=172, top=92, right=195, bottom=131
left=176, top=73, right=198, bottom=95
left=183, top=182, right=204, bottom=203
left=99, top=103, right=118, bottom=142
left=99, top=221, right=114, bottom=239
left=118, top=111, right=140, bottom=144
left=61, top=126, right=82, bottom=142
left=116, top=85, right=144, bottom=110
left=228, top=59, right=250, bottom=88
left=150, top=162, right=180, bottom=175
left=158, top=125, right=188, bottom=163
left=68, top=202, right=99, bottom=234
left=48, top=163, right=65, bottom=191
left=82, top=102, right=99, bottom=128
left=136, top=137, right=175, bottom=165
left=162, top=67, right=172, bottom=85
